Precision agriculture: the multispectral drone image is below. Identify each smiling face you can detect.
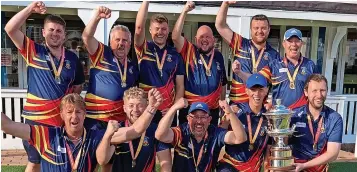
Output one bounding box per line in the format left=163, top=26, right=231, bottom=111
left=122, top=87, right=148, bottom=124
left=304, top=80, right=327, bottom=110
left=250, top=19, right=270, bottom=45
left=187, top=110, right=211, bottom=139
left=123, top=98, right=147, bottom=124
left=246, top=86, right=269, bottom=107
left=283, top=36, right=303, bottom=60
left=42, top=22, right=66, bottom=49
left=195, top=25, right=215, bottom=54
left=149, top=14, right=169, bottom=47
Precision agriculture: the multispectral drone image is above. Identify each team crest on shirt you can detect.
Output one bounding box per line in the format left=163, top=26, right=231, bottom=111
left=263, top=52, right=269, bottom=60
left=301, top=67, right=307, bottom=75
left=129, top=66, right=133, bottom=74
left=198, top=59, right=203, bottom=64
left=260, top=129, right=265, bottom=136
left=65, top=60, right=71, bottom=69
left=216, top=62, right=221, bottom=70
left=143, top=136, right=150, bottom=146
left=45, top=55, right=50, bottom=61
left=166, top=54, right=172, bottom=62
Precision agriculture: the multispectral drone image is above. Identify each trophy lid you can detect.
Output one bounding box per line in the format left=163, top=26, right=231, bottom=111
left=264, top=99, right=294, bottom=115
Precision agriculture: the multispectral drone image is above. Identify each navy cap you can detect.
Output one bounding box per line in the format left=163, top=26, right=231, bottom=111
left=284, top=28, right=302, bottom=40
left=188, top=102, right=210, bottom=114
left=246, top=73, right=268, bottom=89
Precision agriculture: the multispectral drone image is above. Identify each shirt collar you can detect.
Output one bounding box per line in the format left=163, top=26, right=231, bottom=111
left=304, top=104, right=327, bottom=119
left=246, top=105, right=267, bottom=117
left=249, top=40, right=271, bottom=51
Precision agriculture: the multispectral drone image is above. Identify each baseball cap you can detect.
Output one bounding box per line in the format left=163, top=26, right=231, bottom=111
left=188, top=102, right=210, bottom=114
left=246, top=73, right=268, bottom=89
left=284, top=28, right=302, bottom=40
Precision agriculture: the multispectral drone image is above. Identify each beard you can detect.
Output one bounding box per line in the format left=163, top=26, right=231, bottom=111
left=309, top=98, right=325, bottom=110
left=198, top=46, right=214, bottom=55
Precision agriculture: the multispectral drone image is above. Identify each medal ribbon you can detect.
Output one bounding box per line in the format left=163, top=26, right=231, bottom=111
left=251, top=45, right=265, bottom=73
left=48, top=47, right=65, bottom=79
left=114, top=57, right=128, bottom=83
left=307, top=114, right=323, bottom=151
left=199, top=49, right=215, bottom=74
left=190, top=132, right=208, bottom=171
left=283, top=56, right=304, bottom=88
left=154, top=48, right=167, bottom=75
left=246, top=113, right=263, bottom=147
left=65, top=129, right=87, bottom=172
left=125, top=120, right=146, bottom=164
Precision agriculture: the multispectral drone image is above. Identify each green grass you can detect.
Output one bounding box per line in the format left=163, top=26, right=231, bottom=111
left=1, top=163, right=356, bottom=172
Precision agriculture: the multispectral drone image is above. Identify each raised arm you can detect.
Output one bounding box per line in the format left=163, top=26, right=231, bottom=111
left=5, top=1, right=46, bottom=50
left=219, top=100, right=247, bottom=144
left=110, top=88, right=162, bottom=144
left=172, top=1, right=195, bottom=53
left=215, top=1, right=236, bottom=44
left=155, top=98, right=188, bottom=143
left=82, top=6, right=111, bottom=55
left=96, top=120, right=119, bottom=165
left=1, top=112, right=31, bottom=140
left=134, top=1, right=149, bottom=47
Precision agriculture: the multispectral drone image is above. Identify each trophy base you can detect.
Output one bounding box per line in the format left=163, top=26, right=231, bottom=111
left=267, top=165, right=295, bottom=172
left=269, top=156, right=294, bottom=170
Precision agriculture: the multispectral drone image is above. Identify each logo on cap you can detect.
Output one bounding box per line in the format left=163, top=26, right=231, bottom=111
left=196, top=104, right=203, bottom=108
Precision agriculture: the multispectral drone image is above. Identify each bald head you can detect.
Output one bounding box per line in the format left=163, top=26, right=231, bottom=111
left=196, top=25, right=213, bottom=37
left=195, top=25, right=215, bottom=54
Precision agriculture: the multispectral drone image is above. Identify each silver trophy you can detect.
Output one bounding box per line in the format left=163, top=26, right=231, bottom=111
left=263, top=99, right=296, bottom=171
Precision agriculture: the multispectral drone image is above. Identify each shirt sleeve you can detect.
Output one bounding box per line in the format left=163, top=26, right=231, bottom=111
left=73, top=58, right=85, bottom=85
left=88, top=42, right=105, bottom=67
left=28, top=125, right=53, bottom=153
left=156, top=140, right=172, bottom=152
left=258, top=62, right=273, bottom=82
left=175, top=53, right=185, bottom=76
left=327, top=115, right=343, bottom=143
left=216, top=127, right=228, bottom=149
left=18, top=36, right=39, bottom=65
left=171, top=127, right=183, bottom=147
left=134, top=39, right=147, bottom=60
left=220, top=54, right=228, bottom=86
left=93, top=130, right=106, bottom=147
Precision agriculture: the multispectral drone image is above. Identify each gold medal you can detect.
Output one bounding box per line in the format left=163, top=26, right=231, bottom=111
left=55, top=76, right=61, bottom=84
left=206, top=70, right=211, bottom=76
left=114, top=57, right=128, bottom=87
left=132, top=160, right=136, bottom=168
left=159, top=69, right=163, bottom=77
left=249, top=144, right=254, bottom=151
left=251, top=45, right=265, bottom=74
left=283, top=57, right=303, bottom=91
left=154, top=48, right=167, bottom=78
left=200, top=49, right=214, bottom=77
left=47, top=47, right=65, bottom=85
left=313, top=144, right=317, bottom=151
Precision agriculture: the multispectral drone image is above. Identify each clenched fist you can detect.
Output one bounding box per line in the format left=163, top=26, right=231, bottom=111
left=29, top=1, right=46, bottom=14
left=225, top=1, right=237, bottom=5
left=232, top=60, right=241, bottom=75
left=148, top=88, right=163, bottom=108
left=174, top=98, right=188, bottom=110
left=184, top=1, right=195, bottom=13
left=96, top=6, right=111, bottom=19
left=219, top=100, right=234, bottom=115
left=105, top=120, right=120, bottom=137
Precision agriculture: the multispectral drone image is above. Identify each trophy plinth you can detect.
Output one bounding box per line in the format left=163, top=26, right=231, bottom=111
left=263, top=99, right=295, bottom=171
